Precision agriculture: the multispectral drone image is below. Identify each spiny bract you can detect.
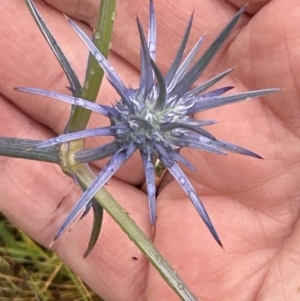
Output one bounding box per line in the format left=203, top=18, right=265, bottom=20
left=17, top=1, right=278, bottom=246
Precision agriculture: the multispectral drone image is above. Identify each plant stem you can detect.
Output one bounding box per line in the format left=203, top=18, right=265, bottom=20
left=0, top=138, right=59, bottom=163
left=67, top=0, right=117, bottom=132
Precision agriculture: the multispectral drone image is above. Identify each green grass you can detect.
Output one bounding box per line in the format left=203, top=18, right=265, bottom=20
left=0, top=213, right=103, bottom=301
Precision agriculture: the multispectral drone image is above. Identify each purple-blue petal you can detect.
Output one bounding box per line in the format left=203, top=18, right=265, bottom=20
left=165, top=13, right=194, bottom=86
left=34, top=124, right=127, bottom=148
left=148, top=0, right=157, bottom=62
left=167, top=162, right=222, bottom=246
left=187, top=88, right=280, bottom=114
left=67, top=18, right=134, bottom=112
left=184, top=68, right=234, bottom=98
left=170, top=7, right=245, bottom=100
left=200, top=86, right=234, bottom=98
left=168, top=35, right=205, bottom=92
left=168, top=150, right=196, bottom=172
left=54, top=143, right=136, bottom=240
left=15, top=87, right=110, bottom=116
left=137, top=17, right=154, bottom=98
left=75, top=141, right=119, bottom=163
left=141, top=152, right=157, bottom=224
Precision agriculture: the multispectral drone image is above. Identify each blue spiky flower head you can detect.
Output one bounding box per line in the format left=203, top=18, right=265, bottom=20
left=17, top=0, right=278, bottom=247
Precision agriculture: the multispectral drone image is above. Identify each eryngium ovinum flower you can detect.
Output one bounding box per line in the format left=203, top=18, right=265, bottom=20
left=17, top=1, right=279, bottom=246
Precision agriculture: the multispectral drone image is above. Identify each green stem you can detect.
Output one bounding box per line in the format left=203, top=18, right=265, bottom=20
left=67, top=0, right=117, bottom=132
left=0, top=138, right=59, bottom=163
left=74, top=165, right=199, bottom=301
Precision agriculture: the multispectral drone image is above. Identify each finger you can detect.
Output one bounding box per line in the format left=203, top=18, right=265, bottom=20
left=45, top=0, right=248, bottom=72
left=226, top=0, right=300, bottom=132
left=0, top=0, right=136, bottom=127
left=0, top=95, right=151, bottom=301
left=172, top=0, right=300, bottom=199
left=44, top=0, right=100, bottom=25
left=0, top=0, right=144, bottom=184
left=148, top=186, right=300, bottom=300
left=227, top=0, right=273, bottom=14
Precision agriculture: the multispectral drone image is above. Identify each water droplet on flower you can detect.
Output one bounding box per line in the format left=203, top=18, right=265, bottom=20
left=188, top=190, right=197, bottom=200
left=94, top=52, right=102, bottom=62
left=147, top=182, right=155, bottom=195
left=149, top=41, right=156, bottom=52
left=74, top=98, right=85, bottom=106
left=178, top=176, right=186, bottom=185
left=110, top=155, right=120, bottom=166
left=199, top=136, right=209, bottom=143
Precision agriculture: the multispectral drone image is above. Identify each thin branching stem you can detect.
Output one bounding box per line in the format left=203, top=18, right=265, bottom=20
left=67, top=0, right=117, bottom=132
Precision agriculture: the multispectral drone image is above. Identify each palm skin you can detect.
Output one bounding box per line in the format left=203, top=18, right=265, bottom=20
left=0, top=0, right=300, bottom=300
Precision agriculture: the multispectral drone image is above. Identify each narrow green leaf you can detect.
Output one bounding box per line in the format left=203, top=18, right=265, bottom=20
left=84, top=200, right=103, bottom=258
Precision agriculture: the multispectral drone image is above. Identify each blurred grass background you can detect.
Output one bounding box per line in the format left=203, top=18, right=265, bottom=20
left=0, top=213, right=103, bottom=301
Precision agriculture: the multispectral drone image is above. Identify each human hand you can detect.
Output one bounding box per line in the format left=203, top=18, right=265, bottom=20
left=0, top=0, right=299, bottom=300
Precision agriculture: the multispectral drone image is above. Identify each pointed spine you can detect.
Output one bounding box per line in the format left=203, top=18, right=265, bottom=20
left=170, top=7, right=245, bottom=100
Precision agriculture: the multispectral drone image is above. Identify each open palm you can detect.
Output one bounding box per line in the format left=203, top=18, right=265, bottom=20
left=0, top=0, right=300, bottom=300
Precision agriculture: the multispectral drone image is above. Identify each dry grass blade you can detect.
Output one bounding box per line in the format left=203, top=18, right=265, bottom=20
left=0, top=213, right=103, bottom=301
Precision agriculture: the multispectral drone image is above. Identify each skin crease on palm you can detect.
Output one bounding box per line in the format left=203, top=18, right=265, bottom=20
left=0, top=0, right=300, bottom=300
